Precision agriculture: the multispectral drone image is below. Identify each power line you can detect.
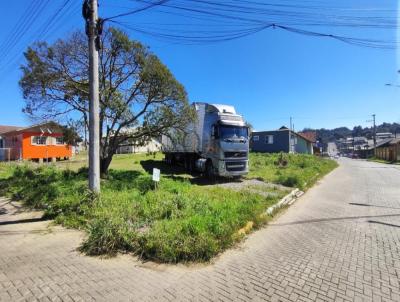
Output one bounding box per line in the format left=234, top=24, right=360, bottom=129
left=41, top=1, right=81, bottom=40
left=105, top=0, right=170, bottom=21
left=0, top=0, right=78, bottom=79
left=102, top=0, right=397, bottom=48
left=0, top=0, right=49, bottom=66
left=37, top=0, right=72, bottom=39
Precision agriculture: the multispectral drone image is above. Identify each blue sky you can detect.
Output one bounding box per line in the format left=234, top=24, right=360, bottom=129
left=0, top=0, right=398, bottom=131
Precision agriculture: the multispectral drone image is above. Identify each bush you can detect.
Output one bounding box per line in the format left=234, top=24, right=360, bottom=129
left=142, top=218, right=220, bottom=262
left=277, top=174, right=300, bottom=187
left=80, top=217, right=139, bottom=256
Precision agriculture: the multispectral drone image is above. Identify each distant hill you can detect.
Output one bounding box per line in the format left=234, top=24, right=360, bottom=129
left=302, top=122, right=400, bottom=144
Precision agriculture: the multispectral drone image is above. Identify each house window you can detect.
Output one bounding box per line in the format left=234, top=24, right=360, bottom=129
left=266, top=135, right=274, bottom=144
left=56, top=137, right=65, bottom=145
left=32, top=136, right=47, bottom=145
left=253, top=135, right=259, bottom=141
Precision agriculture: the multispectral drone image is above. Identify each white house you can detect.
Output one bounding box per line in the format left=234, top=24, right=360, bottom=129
left=115, top=138, right=161, bottom=154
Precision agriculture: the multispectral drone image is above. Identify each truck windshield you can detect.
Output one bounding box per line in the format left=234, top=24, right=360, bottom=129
left=218, top=125, right=248, bottom=140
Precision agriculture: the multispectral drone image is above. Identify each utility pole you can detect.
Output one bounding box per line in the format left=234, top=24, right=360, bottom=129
left=83, top=0, right=101, bottom=192
left=372, top=114, right=376, bottom=155
left=289, top=116, right=293, bottom=153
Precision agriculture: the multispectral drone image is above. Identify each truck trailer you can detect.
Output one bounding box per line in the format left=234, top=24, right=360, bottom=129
left=162, top=102, right=249, bottom=178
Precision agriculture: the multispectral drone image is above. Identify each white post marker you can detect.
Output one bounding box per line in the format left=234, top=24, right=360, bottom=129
left=152, top=168, right=160, bottom=189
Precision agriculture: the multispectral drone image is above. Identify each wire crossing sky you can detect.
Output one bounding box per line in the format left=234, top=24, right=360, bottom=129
left=0, top=0, right=398, bottom=131
left=103, top=0, right=397, bottom=48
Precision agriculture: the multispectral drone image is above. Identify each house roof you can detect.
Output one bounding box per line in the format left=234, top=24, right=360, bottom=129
left=0, top=122, right=63, bottom=136
left=252, top=127, right=314, bottom=143
left=371, top=138, right=395, bottom=149
left=0, top=125, right=23, bottom=135
left=295, top=132, right=314, bottom=143
left=389, top=138, right=400, bottom=145
left=298, top=131, right=317, bottom=143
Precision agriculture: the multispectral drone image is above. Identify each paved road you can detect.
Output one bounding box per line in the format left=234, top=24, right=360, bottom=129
left=1, top=159, right=400, bottom=301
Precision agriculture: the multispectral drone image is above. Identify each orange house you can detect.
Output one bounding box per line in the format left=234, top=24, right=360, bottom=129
left=0, top=122, right=72, bottom=161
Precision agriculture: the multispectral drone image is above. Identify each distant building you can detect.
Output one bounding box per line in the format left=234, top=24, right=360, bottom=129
left=0, top=122, right=72, bottom=162
left=298, top=131, right=321, bottom=154
left=115, top=138, right=161, bottom=154
left=251, top=126, right=313, bottom=154
left=0, top=125, right=22, bottom=149
left=376, top=132, right=394, bottom=140
left=106, top=127, right=162, bottom=154
left=337, top=136, right=369, bottom=155
left=375, top=138, right=400, bottom=162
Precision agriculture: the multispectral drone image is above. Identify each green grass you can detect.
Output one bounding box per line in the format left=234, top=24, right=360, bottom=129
left=0, top=152, right=337, bottom=262
left=248, top=153, right=338, bottom=190
left=0, top=163, right=285, bottom=262
left=367, top=157, right=400, bottom=165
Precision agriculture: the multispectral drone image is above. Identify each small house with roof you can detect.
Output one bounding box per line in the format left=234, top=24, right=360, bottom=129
left=375, top=138, right=400, bottom=162
left=251, top=126, right=314, bottom=154
left=0, top=122, right=72, bottom=162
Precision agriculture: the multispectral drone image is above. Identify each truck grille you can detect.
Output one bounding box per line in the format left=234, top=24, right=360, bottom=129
left=224, top=152, right=247, bottom=158
left=225, top=161, right=246, bottom=172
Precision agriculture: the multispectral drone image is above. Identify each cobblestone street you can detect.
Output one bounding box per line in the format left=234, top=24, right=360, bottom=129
left=1, top=159, right=400, bottom=301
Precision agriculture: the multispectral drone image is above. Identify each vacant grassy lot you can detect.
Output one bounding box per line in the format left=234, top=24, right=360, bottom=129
left=248, top=153, right=338, bottom=190
left=0, top=152, right=336, bottom=263
left=55, top=151, right=164, bottom=172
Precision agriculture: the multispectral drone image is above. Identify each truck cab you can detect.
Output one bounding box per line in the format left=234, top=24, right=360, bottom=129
left=203, top=104, right=249, bottom=177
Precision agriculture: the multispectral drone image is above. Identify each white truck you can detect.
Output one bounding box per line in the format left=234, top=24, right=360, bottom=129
left=162, top=102, right=249, bottom=178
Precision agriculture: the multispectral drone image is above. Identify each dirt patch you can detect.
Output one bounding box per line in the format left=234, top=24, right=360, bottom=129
left=209, top=179, right=291, bottom=197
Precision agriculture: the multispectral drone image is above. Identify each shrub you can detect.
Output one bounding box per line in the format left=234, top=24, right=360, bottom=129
left=277, top=174, right=300, bottom=187
left=141, top=218, right=220, bottom=262
left=80, top=217, right=139, bottom=256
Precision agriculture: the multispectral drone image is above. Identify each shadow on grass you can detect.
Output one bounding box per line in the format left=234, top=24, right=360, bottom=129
left=104, top=170, right=144, bottom=190
left=140, top=159, right=245, bottom=186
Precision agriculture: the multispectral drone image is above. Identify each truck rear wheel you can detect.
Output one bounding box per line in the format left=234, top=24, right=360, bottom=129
left=165, top=154, right=174, bottom=165
left=184, top=157, right=193, bottom=172
left=206, top=160, right=215, bottom=181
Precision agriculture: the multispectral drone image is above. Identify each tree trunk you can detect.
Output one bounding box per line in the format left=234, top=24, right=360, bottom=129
left=100, top=155, right=113, bottom=178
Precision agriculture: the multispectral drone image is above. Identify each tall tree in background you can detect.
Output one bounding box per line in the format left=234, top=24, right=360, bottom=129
left=20, top=28, right=194, bottom=175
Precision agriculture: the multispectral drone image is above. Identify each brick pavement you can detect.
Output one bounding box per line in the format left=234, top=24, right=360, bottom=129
left=0, top=159, right=399, bottom=301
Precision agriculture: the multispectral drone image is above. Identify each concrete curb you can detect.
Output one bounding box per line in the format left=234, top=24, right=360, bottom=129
left=266, top=188, right=304, bottom=216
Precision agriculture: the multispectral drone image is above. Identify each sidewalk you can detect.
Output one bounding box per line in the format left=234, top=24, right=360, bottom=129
left=1, top=159, right=400, bottom=301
